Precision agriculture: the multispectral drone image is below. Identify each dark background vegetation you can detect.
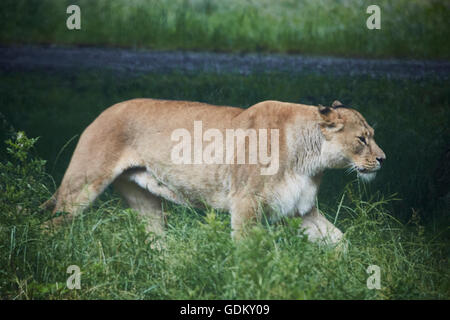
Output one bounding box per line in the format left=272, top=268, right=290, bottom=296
left=0, top=0, right=448, bottom=299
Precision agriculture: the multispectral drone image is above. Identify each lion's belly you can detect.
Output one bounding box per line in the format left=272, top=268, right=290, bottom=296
left=122, top=165, right=231, bottom=210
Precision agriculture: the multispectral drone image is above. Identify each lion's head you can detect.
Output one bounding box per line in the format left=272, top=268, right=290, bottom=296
left=318, top=100, right=386, bottom=182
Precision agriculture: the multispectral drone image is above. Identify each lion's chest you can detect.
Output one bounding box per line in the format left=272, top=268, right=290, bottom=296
left=269, top=173, right=319, bottom=219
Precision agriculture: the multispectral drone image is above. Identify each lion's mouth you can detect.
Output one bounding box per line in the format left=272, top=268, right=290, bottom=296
left=346, top=164, right=379, bottom=182
left=349, top=164, right=379, bottom=182
left=356, top=167, right=377, bottom=182
left=356, top=166, right=379, bottom=174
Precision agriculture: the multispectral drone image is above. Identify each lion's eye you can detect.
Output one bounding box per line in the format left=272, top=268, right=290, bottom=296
left=358, top=136, right=367, bottom=145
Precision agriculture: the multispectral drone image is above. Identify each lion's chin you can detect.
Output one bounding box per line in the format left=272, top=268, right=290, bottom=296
left=357, top=171, right=376, bottom=182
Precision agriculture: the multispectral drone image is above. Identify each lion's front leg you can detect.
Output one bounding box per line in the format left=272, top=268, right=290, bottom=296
left=230, top=195, right=260, bottom=240
left=299, top=207, right=343, bottom=244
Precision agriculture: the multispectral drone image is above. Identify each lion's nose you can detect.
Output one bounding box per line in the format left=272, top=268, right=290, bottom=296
left=376, top=156, right=385, bottom=165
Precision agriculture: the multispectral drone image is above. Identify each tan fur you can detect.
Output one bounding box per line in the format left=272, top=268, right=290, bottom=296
left=44, top=99, right=385, bottom=243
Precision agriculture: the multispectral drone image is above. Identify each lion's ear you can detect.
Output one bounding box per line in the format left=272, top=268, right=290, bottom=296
left=331, top=100, right=344, bottom=108
left=318, top=104, right=344, bottom=133
left=318, top=104, right=331, bottom=114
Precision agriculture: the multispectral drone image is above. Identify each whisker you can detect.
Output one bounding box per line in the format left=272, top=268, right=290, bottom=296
left=345, top=164, right=357, bottom=175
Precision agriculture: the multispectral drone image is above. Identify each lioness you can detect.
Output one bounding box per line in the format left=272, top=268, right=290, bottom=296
left=43, top=99, right=385, bottom=243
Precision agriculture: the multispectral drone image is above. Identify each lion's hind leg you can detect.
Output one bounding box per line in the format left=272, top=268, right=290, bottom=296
left=44, top=147, right=134, bottom=229
left=113, top=172, right=166, bottom=237
left=45, top=170, right=114, bottom=228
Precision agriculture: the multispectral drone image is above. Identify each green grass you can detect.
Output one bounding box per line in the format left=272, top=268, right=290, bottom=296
left=1, top=0, right=449, bottom=59
left=0, top=70, right=449, bottom=299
